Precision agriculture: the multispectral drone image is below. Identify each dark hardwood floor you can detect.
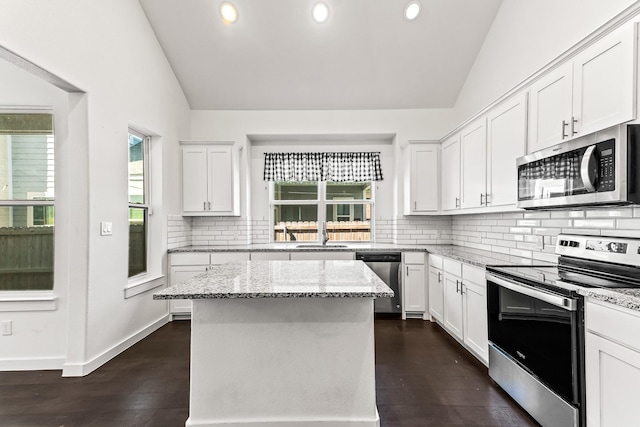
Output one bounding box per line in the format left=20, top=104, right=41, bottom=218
left=0, top=318, right=538, bottom=427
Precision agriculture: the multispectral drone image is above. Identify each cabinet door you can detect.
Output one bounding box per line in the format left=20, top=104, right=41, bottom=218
left=462, top=281, right=488, bottom=364
left=460, top=120, right=487, bottom=209
left=428, top=267, right=444, bottom=322
left=573, top=23, right=636, bottom=137
left=207, top=145, right=234, bottom=213
left=486, top=93, right=527, bottom=207
left=169, top=265, right=208, bottom=314
left=586, top=332, right=640, bottom=427
left=441, top=135, right=461, bottom=211
left=250, top=252, right=290, bottom=260
left=443, top=272, right=463, bottom=341
left=528, top=62, right=573, bottom=153
left=403, top=263, right=426, bottom=312
left=182, top=146, right=209, bottom=213
left=408, top=144, right=439, bottom=213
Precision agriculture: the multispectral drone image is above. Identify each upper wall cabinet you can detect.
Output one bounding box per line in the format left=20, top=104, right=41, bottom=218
left=181, top=141, right=240, bottom=216
left=486, top=92, right=527, bottom=207
left=460, top=119, right=487, bottom=209
left=403, top=142, right=439, bottom=215
left=528, top=22, right=637, bottom=153
left=441, top=134, right=461, bottom=211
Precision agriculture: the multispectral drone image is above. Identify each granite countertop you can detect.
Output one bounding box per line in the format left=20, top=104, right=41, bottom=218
left=578, top=287, right=640, bottom=312
left=154, top=260, right=394, bottom=300
left=169, top=243, right=540, bottom=268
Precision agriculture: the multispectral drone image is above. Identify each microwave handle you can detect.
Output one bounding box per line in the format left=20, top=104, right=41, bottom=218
left=581, top=145, right=598, bottom=192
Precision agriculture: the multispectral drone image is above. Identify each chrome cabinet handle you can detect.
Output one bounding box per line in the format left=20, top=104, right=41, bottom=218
left=406, top=266, right=409, bottom=276
left=561, top=120, right=569, bottom=138
left=485, top=193, right=490, bottom=205
left=480, top=193, right=485, bottom=205
left=461, top=283, right=466, bottom=295
left=455, top=197, right=460, bottom=208
left=456, top=280, right=460, bottom=293
left=572, top=116, right=578, bottom=136
left=437, top=272, right=442, bottom=282
left=208, top=201, right=211, bottom=210
left=414, top=201, right=417, bottom=210
left=203, top=201, right=206, bottom=210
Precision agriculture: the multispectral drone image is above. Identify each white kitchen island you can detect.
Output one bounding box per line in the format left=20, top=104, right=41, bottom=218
left=154, top=260, right=393, bottom=427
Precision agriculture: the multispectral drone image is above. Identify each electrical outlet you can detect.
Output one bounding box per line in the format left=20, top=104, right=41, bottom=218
left=100, top=221, right=113, bottom=236
left=2, top=320, right=12, bottom=336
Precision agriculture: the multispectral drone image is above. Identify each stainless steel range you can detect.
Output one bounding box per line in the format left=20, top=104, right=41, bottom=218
left=486, top=234, right=640, bottom=427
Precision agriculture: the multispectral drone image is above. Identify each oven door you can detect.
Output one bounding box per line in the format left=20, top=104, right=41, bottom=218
left=486, top=273, right=581, bottom=405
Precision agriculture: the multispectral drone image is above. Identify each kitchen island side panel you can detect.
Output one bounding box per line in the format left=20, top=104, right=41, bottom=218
left=187, top=297, right=379, bottom=427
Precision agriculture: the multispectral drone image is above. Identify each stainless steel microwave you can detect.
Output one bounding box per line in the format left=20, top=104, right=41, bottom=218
left=517, top=124, right=640, bottom=209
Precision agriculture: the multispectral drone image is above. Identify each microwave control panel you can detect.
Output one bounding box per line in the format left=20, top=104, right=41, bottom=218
left=596, top=140, right=615, bottom=192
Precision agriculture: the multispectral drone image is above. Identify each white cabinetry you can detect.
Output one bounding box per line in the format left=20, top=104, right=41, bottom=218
left=428, top=254, right=444, bottom=323
left=403, top=142, right=439, bottom=214
left=402, top=252, right=427, bottom=319
left=441, top=134, right=461, bottom=211
left=461, top=264, right=488, bottom=364
left=528, top=23, right=636, bottom=153
left=168, top=252, right=250, bottom=317
left=440, top=257, right=488, bottom=365
left=586, top=299, right=640, bottom=427
left=486, top=92, right=527, bottom=207
left=289, top=251, right=355, bottom=261
left=250, top=252, right=291, bottom=260
left=443, top=259, right=464, bottom=340
left=460, top=119, right=487, bottom=209
left=181, top=141, right=239, bottom=216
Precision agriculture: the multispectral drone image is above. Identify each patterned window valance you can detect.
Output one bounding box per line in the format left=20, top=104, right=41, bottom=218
left=263, top=152, right=383, bottom=182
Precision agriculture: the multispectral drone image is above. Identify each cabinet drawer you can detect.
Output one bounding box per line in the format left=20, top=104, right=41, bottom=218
left=429, top=254, right=443, bottom=270
left=587, top=299, right=640, bottom=353
left=463, top=264, right=485, bottom=286
left=170, top=252, right=210, bottom=266
left=290, top=252, right=355, bottom=260
left=404, top=252, right=425, bottom=264
left=211, top=252, right=250, bottom=264
left=444, top=258, right=462, bottom=277
left=250, top=252, right=290, bottom=260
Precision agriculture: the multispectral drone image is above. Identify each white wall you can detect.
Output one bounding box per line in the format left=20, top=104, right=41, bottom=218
left=191, top=109, right=455, bottom=220
left=453, top=0, right=638, bottom=125
left=0, top=58, right=70, bottom=369
left=0, top=0, right=190, bottom=374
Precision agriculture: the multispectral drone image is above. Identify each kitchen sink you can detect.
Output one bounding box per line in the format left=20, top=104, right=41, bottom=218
left=295, top=244, right=348, bottom=248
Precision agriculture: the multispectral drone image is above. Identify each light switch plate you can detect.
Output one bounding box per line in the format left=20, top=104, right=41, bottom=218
left=100, top=221, right=113, bottom=236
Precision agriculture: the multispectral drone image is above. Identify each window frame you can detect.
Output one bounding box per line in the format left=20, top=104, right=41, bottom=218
left=269, top=181, right=375, bottom=244
left=127, top=128, right=150, bottom=279
left=0, top=110, right=55, bottom=292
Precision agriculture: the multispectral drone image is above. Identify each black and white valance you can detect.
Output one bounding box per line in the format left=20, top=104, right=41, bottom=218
left=263, top=152, right=383, bottom=182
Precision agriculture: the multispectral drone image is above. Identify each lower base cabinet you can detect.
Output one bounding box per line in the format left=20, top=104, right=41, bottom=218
left=437, top=257, right=488, bottom=365
left=428, top=255, right=444, bottom=323
left=586, top=299, right=640, bottom=427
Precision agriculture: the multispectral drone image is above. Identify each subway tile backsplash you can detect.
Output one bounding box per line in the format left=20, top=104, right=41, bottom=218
left=168, top=207, right=640, bottom=257
left=452, top=206, right=640, bottom=262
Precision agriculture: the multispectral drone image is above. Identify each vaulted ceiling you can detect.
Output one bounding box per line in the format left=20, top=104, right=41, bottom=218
left=139, top=0, right=503, bottom=110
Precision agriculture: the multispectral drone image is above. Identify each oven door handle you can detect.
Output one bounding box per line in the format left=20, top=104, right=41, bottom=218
left=486, top=273, right=577, bottom=311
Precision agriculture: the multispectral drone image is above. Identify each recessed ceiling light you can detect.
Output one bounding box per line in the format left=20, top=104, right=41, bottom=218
left=220, top=2, right=238, bottom=24
left=312, top=2, right=330, bottom=24
left=404, top=1, right=421, bottom=21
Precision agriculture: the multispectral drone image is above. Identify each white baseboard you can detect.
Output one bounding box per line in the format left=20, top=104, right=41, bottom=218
left=186, top=412, right=380, bottom=427
left=0, top=356, right=65, bottom=371
left=62, top=314, right=170, bottom=377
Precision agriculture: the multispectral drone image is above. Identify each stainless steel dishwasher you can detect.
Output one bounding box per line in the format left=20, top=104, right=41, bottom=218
left=355, top=252, right=402, bottom=314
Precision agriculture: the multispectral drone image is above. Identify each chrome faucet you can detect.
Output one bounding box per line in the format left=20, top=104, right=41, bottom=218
left=322, top=222, right=329, bottom=245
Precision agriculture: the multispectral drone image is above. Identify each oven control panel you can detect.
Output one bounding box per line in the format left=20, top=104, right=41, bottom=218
left=557, top=234, right=640, bottom=266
